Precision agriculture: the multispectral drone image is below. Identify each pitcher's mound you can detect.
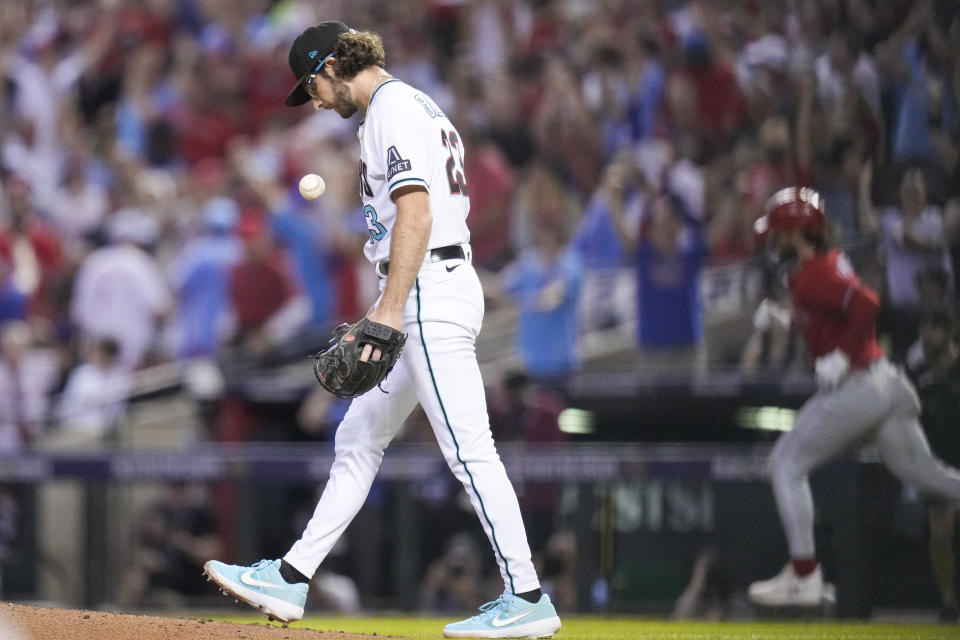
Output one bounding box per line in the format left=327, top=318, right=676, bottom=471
left=0, top=602, right=375, bottom=640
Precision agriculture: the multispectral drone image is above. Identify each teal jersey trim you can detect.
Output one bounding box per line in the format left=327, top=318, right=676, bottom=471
left=415, top=278, right=515, bottom=592
left=389, top=177, right=429, bottom=193
left=368, top=78, right=400, bottom=108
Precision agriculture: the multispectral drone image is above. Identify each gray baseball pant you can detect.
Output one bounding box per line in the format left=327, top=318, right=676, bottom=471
left=768, top=358, right=960, bottom=557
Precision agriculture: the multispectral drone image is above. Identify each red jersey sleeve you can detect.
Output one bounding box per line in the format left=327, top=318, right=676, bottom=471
left=838, top=284, right=881, bottom=362
left=790, top=251, right=883, bottom=368
left=791, top=251, right=860, bottom=312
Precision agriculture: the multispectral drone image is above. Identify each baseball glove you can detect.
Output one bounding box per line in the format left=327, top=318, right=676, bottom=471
left=312, top=318, right=407, bottom=398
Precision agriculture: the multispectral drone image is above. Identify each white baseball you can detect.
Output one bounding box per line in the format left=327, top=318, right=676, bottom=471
left=299, top=173, right=326, bottom=200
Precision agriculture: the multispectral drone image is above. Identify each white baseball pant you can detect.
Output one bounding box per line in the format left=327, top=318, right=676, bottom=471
left=284, top=254, right=540, bottom=594
left=768, top=358, right=960, bottom=557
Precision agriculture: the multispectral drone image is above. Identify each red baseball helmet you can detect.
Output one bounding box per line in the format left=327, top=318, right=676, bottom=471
left=754, top=187, right=826, bottom=238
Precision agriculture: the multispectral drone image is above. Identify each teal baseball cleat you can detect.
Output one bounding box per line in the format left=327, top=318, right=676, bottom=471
left=443, top=592, right=561, bottom=638
left=203, top=559, right=308, bottom=624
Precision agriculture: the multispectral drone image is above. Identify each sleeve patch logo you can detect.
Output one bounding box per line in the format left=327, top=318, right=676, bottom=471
left=414, top=93, right=445, bottom=118
left=386, top=146, right=412, bottom=180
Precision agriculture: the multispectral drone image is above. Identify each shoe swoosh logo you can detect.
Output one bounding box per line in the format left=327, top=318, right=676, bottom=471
left=240, top=570, right=284, bottom=589
left=445, top=264, right=460, bottom=272
left=490, top=610, right=537, bottom=627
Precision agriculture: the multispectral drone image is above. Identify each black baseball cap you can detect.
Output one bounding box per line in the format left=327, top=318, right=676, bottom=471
left=285, top=21, right=355, bottom=107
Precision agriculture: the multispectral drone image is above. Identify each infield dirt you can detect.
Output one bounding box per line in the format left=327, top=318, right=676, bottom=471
left=0, top=602, right=376, bottom=640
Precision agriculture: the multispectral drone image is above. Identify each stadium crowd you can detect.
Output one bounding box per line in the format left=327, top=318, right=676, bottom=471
left=0, top=0, right=958, bottom=450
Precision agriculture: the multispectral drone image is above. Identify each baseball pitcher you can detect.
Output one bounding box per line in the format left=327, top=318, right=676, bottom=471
left=203, top=21, right=561, bottom=639
left=747, top=187, right=960, bottom=607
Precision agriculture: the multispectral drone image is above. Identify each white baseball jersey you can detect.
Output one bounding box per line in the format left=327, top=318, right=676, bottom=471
left=284, top=79, right=541, bottom=598
left=357, top=80, right=471, bottom=264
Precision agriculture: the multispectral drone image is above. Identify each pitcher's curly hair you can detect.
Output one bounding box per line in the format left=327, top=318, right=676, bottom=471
left=325, top=31, right=386, bottom=80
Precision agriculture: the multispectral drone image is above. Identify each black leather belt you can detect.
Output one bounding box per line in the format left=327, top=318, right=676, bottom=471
left=378, top=244, right=464, bottom=276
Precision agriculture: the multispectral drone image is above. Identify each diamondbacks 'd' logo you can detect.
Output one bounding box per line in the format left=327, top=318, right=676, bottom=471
left=386, top=146, right=412, bottom=180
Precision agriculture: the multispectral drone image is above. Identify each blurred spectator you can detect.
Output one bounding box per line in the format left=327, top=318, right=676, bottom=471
left=532, top=59, right=602, bottom=194
left=672, top=547, right=733, bottom=621
left=168, top=60, right=241, bottom=166
left=537, top=530, right=576, bottom=614
left=266, top=196, right=335, bottom=331
left=419, top=533, right=484, bottom=613
left=501, top=223, right=582, bottom=377
left=70, top=208, right=171, bottom=369
left=905, top=308, right=960, bottom=622
left=54, top=336, right=130, bottom=440
left=740, top=116, right=806, bottom=222
left=511, top=158, right=580, bottom=256
left=230, top=118, right=336, bottom=332
left=875, top=1, right=949, bottom=165
left=812, top=136, right=862, bottom=243
left=570, top=152, right=646, bottom=334
left=483, top=70, right=536, bottom=170
left=916, top=267, right=954, bottom=312
left=608, top=165, right=707, bottom=369
left=1, top=11, right=113, bottom=203
left=666, top=135, right=706, bottom=223
left=705, top=187, right=754, bottom=263
left=948, top=199, right=960, bottom=289
left=892, top=34, right=934, bottom=162
left=739, top=293, right=795, bottom=378
left=814, top=29, right=882, bottom=151
left=862, top=167, right=953, bottom=361
left=295, top=385, right=350, bottom=443
left=571, top=171, right=634, bottom=273
left=736, top=3, right=790, bottom=120
left=487, top=370, right=566, bottom=550
left=463, top=131, right=516, bottom=271
left=626, top=31, right=665, bottom=145
left=634, top=195, right=707, bottom=365
left=168, top=197, right=242, bottom=358
left=672, top=28, right=747, bottom=157
left=581, top=41, right=633, bottom=159
left=46, top=157, right=109, bottom=248
left=118, top=483, right=222, bottom=607
left=308, top=566, right=361, bottom=614
left=228, top=213, right=299, bottom=356
left=114, top=43, right=176, bottom=165
left=0, top=486, right=18, bottom=596
left=488, top=370, right=566, bottom=445
left=0, top=321, right=58, bottom=452
left=0, top=257, right=28, bottom=326
left=0, top=174, right=65, bottom=323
